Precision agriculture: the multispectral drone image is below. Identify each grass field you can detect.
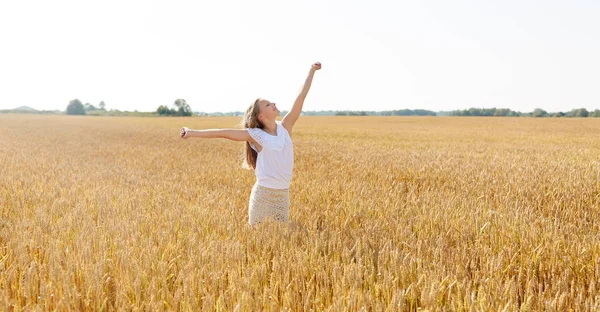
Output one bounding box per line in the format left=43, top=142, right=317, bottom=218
left=1, top=114, right=599, bottom=310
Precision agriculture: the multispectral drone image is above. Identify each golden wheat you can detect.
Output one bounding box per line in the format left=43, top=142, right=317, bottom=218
left=1, top=114, right=599, bottom=310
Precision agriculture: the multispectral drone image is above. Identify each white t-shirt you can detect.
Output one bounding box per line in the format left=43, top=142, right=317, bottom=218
left=247, top=121, right=294, bottom=189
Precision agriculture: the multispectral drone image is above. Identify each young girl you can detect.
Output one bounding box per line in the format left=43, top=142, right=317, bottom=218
left=180, top=62, right=322, bottom=225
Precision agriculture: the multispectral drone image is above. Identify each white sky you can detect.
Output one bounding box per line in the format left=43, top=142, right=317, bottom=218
left=0, top=0, right=598, bottom=113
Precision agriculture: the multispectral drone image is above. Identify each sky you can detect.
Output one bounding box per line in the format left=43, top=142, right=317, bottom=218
left=0, top=0, right=598, bottom=113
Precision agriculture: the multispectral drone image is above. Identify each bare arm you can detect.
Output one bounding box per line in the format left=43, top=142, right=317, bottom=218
left=282, top=62, right=321, bottom=134
left=180, top=127, right=252, bottom=142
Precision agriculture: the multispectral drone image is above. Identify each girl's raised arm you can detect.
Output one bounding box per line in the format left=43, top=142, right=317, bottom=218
left=180, top=127, right=252, bottom=142
left=282, top=62, right=321, bottom=134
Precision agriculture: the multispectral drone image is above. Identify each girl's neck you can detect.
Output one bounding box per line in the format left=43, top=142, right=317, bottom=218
left=262, top=120, right=277, bottom=135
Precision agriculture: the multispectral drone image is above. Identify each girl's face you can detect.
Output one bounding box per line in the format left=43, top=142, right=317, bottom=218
left=258, top=99, right=280, bottom=121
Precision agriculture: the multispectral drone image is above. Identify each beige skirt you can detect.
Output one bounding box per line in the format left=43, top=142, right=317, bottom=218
left=248, top=183, right=290, bottom=225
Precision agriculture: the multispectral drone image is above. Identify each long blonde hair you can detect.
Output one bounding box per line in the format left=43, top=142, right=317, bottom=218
left=241, top=98, right=263, bottom=170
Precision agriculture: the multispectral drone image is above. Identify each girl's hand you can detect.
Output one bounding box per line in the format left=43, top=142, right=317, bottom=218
left=180, top=127, right=189, bottom=139
left=311, top=62, right=322, bottom=71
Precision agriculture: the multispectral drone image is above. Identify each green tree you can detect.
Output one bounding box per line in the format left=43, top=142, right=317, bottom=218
left=532, top=108, right=548, bottom=118
left=566, top=108, right=589, bottom=117
left=174, top=99, right=192, bottom=116
left=482, top=108, right=497, bottom=116
left=84, top=103, right=97, bottom=112
left=508, top=111, right=521, bottom=117
left=493, top=108, right=511, bottom=116
left=156, top=105, right=175, bottom=116
left=99, top=101, right=106, bottom=111
left=576, top=108, right=589, bottom=117
left=66, top=99, right=85, bottom=115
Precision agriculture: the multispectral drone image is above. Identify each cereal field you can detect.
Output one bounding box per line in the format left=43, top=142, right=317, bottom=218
left=1, top=114, right=599, bottom=310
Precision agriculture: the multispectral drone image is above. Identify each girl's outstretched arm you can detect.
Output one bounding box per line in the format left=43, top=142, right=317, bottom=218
left=180, top=127, right=252, bottom=142
left=282, top=62, right=321, bottom=134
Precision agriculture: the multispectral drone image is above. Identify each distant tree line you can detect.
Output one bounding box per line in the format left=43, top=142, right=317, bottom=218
left=65, top=98, right=193, bottom=117
left=441, top=107, right=600, bottom=117
left=156, top=99, right=192, bottom=116
left=376, top=109, right=437, bottom=116
left=66, top=99, right=106, bottom=115
left=310, top=109, right=435, bottom=116
left=335, top=111, right=368, bottom=116
left=6, top=100, right=596, bottom=117
left=192, top=109, right=438, bottom=117
left=192, top=108, right=600, bottom=117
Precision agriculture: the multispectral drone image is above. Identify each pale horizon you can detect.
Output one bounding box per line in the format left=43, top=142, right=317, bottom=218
left=1, top=0, right=598, bottom=113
